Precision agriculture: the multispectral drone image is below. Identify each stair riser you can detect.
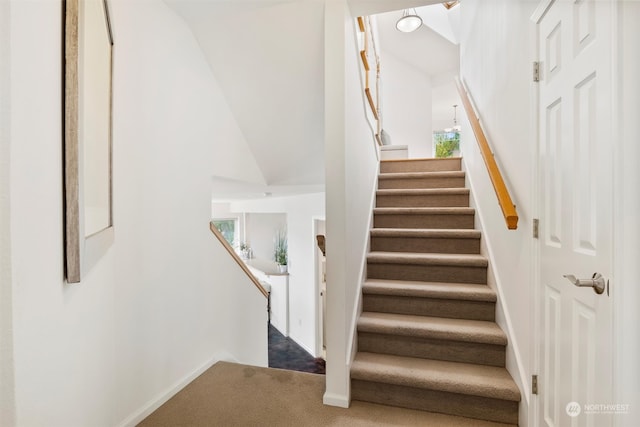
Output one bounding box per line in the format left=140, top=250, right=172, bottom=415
left=358, top=332, right=506, bottom=367
left=371, top=236, right=480, bottom=254
left=362, top=295, right=496, bottom=321
left=351, top=380, right=519, bottom=425
left=378, top=177, right=466, bottom=190
left=374, top=213, right=475, bottom=229
left=381, top=159, right=461, bottom=173
left=368, top=263, right=487, bottom=285
left=376, top=194, right=469, bottom=208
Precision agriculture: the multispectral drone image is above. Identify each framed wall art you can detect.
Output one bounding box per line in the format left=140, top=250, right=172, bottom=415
left=64, top=0, right=114, bottom=283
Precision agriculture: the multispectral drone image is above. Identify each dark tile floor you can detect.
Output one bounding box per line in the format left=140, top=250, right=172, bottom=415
left=268, top=323, right=326, bottom=374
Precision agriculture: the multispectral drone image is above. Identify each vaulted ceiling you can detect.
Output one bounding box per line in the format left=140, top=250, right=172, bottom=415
left=164, top=0, right=454, bottom=197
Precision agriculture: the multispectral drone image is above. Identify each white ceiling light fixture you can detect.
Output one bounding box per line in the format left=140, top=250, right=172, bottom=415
left=453, top=104, right=462, bottom=131
left=445, top=105, right=462, bottom=132
left=396, top=8, right=422, bottom=33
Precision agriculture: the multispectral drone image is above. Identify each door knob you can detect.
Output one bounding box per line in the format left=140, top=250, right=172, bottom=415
left=563, top=273, right=606, bottom=295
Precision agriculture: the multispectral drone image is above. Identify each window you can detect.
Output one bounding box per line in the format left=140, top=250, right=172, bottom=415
left=433, top=130, right=460, bottom=158
left=212, top=219, right=237, bottom=247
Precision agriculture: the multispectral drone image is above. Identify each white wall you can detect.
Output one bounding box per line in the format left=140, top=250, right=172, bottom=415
left=345, top=16, right=380, bottom=348
left=324, top=0, right=380, bottom=407
left=459, top=1, right=536, bottom=425
left=167, top=0, right=326, bottom=187
left=6, top=1, right=267, bottom=426
left=454, top=2, right=640, bottom=426
left=245, top=213, right=287, bottom=262
left=231, top=193, right=325, bottom=356
left=380, top=50, right=433, bottom=157
left=323, top=0, right=350, bottom=408
left=431, top=70, right=462, bottom=134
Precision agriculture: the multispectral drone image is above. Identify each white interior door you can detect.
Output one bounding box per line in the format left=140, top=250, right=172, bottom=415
left=537, top=0, right=614, bottom=426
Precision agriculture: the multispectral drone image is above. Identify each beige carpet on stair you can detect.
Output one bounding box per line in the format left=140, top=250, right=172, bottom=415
left=138, top=361, right=515, bottom=427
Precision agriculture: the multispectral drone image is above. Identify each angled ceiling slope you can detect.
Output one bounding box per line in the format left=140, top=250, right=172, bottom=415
left=348, top=0, right=444, bottom=17
left=166, top=0, right=325, bottom=187
left=165, top=0, right=449, bottom=199
left=376, top=9, right=459, bottom=76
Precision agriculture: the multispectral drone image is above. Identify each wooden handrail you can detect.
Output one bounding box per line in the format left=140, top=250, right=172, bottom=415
left=357, top=16, right=382, bottom=139
left=455, top=78, right=519, bottom=230
left=209, top=222, right=269, bottom=298
left=365, top=88, right=379, bottom=121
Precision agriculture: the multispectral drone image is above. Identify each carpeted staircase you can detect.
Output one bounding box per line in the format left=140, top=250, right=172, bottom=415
left=351, top=157, right=521, bottom=426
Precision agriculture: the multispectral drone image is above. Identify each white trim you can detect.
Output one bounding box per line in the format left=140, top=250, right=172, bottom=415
left=337, top=150, right=379, bottom=410
left=322, top=392, right=349, bottom=408
left=312, top=216, right=326, bottom=358
left=609, top=1, right=622, bottom=423
left=529, top=9, right=542, bottom=427
left=461, top=158, right=530, bottom=410
left=531, top=0, right=555, bottom=24
left=345, top=160, right=379, bottom=368
left=115, top=355, right=230, bottom=427
left=611, top=1, right=640, bottom=424
left=611, top=0, right=623, bottom=409
left=289, top=330, right=318, bottom=357
left=0, top=0, right=15, bottom=423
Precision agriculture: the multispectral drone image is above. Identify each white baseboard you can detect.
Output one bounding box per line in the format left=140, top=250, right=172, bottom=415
left=462, top=158, right=531, bottom=420
left=288, top=331, right=317, bottom=357
left=116, top=354, right=233, bottom=427
left=212, top=351, right=238, bottom=364
left=323, top=392, right=350, bottom=408
left=346, top=160, right=379, bottom=368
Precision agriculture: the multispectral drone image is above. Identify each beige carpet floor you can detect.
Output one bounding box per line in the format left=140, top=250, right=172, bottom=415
left=138, top=361, right=515, bottom=427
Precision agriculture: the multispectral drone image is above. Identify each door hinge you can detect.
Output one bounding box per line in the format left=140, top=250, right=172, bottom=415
left=533, top=218, right=539, bottom=239
left=532, top=375, right=538, bottom=395
left=533, top=61, right=540, bottom=82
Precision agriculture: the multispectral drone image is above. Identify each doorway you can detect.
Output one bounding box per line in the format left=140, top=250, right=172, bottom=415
left=314, top=219, right=327, bottom=358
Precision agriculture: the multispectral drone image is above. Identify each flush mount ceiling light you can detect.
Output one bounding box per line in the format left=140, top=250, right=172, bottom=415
left=396, top=8, right=422, bottom=33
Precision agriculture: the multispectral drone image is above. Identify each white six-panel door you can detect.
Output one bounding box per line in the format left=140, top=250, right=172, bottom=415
left=536, top=0, right=614, bottom=426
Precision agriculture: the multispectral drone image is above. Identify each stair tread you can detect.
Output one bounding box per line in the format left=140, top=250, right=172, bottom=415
left=358, top=312, right=507, bottom=345
left=356, top=157, right=521, bottom=420
left=379, top=171, right=465, bottom=179
left=347, top=410, right=516, bottom=427
left=370, top=228, right=481, bottom=239
left=381, top=157, right=462, bottom=163
left=380, top=158, right=462, bottom=174
left=374, top=207, right=475, bottom=214
left=368, top=251, right=488, bottom=267
left=351, top=352, right=521, bottom=402
left=363, top=279, right=497, bottom=302
left=377, top=188, right=470, bottom=195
